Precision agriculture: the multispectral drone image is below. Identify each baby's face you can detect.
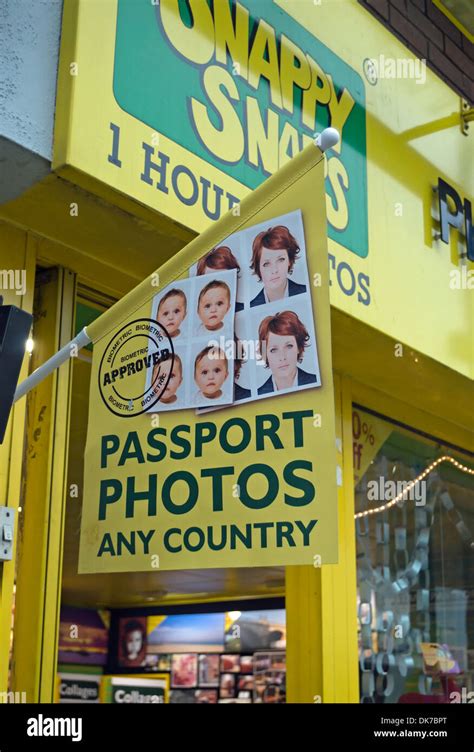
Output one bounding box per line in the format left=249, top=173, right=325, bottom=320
left=195, top=354, right=227, bottom=396
left=198, top=287, right=230, bottom=330
left=156, top=359, right=182, bottom=401
left=158, top=294, right=186, bottom=336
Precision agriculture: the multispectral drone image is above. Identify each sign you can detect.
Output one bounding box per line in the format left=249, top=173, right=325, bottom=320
left=79, top=143, right=338, bottom=573
left=57, top=673, right=101, bottom=704
left=437, top=178, right=474, bottom=262
left=352, top=408, right=392, bottom=485
left=55, top=0, right=473, bottom=379
left=112, top=0, right=367, bottom=259
left=101, top=676, right=169, bottom=704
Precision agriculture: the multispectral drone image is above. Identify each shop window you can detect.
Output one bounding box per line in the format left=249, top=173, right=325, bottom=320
left=354, top=406, right=474, bottom=704
left=106, top=605, right=286, bottom=704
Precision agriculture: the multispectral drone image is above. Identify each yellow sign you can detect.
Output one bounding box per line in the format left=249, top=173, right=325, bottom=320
left=79, top=143, right=338, bottom=573
left=55, top=0, right=473, bottom=379
left=352, top=408, right=392, bottom=485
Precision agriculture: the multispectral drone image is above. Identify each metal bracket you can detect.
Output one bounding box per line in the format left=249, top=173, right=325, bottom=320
left=0, top=507, right=15, bottom=561
left=460, top=99, right=473, bottom=136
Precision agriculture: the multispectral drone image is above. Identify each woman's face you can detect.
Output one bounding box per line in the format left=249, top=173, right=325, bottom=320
left=195, top=354, right=227, bottom=396
left=127, top=629, right=143, bottom=659
left=158, top=294, right=186, bottom=335
left=265, top=332, right=299, bottom=378
left=259, top=247, right=290, bottom=291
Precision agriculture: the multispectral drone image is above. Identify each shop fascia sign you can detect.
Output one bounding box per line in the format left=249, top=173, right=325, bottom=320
left=112, top=0, right=368, bottom=259
left=436, top=177, right=474, bottom=285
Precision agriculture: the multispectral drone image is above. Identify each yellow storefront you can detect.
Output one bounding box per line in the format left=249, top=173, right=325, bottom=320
left=0, top=0, right=472, bottom=704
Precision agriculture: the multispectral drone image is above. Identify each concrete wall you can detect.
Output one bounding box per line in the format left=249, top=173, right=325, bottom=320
left=0, top=0, right=63, bottom=161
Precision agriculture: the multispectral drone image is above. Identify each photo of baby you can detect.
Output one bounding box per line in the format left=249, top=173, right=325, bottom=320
left=257, top=311, right=317, bottom=395
left=196, top=245, right=244, bottom=312
left=194, top=345, right=229, bottom=404
left=156, top=288, right=187, bottom=339
left=147, top=269, right=237, bottom=412
left=196, top=280, right=232, bottom=335
left=152, top=352, right=183, bottom=406
left=249, top=225, right=306, bottom=308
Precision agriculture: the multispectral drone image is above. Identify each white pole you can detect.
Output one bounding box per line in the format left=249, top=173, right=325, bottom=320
left=13, top=327, right=91, bottom=403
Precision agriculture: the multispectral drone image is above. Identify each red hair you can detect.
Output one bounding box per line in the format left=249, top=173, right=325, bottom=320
left=250, top=226, right=300, bottom=280
left=258, top=311, right=309, bottom=366
left=196, top=246, right=240, bottom=275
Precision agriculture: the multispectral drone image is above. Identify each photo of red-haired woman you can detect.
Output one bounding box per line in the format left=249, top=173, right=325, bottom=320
left=257, top=311, right=317, bottom=395
left=250, top=225, right=306, bottom=308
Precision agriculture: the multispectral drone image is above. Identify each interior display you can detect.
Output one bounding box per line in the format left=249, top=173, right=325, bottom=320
left=58, top=607, right=109, bottom=666
left=198, top=654, right=220, bottom=687
left=237, top=675, right=254, bottom=693
left=220, top=654, right=240, bottom=673
left=57, top=672, right=101, bottom=703
left=109, top=605, right=287, bottom=702
left=253, top=652, right=287, bottom=703
left=239, top=656, right=254, bottom=674
left=101, top=675, right=168, bottom=704
left=171, top=653, right=198, bottom=688
left=225, top=610, right=286, bottom=652
left=218, top=698, right=252, bottom=704
left=219, top=673, right=236, bottom=699
left=146, top=613, right=225, bottom=654
left=118, top=617, right=147, bottom=668
left=195, top=689, right=218, bottom=704
left=169, top=689, right=195, bottom=704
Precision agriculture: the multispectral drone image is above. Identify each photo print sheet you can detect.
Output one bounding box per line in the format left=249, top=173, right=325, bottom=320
left=145, top=269, right=237, bottom=411
left=189, top=210, right=321, bottom=412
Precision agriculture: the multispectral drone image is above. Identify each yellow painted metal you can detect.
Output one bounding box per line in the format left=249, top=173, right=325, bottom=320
left=351, top=378, right=474, bottom=453
left=331, top=308, right=474, bottom=443
left=0, top=225, right=36, bottom=693
left=0, top=174, right=193, bottom=303
left=11, top=267, right=76, bottom=702
left=286, top=374, right=359, bottom=703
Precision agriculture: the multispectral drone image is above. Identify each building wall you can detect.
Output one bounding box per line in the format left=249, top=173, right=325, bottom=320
left=360, top=0, right=474, bottom=102
left=0, top=0, right=63, bottom=159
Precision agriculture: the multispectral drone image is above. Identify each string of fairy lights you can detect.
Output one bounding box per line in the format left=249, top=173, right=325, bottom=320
left=354, top=455, right=474, bottom=520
